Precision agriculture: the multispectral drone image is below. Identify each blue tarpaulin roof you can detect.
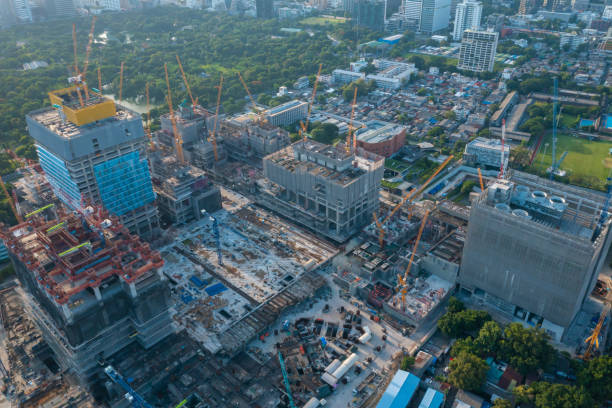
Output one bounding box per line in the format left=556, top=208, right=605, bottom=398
left=418, top=388, right=444, bottom=408
left=205, top=282, right=227, bottom=296
left=376, top=370, right=420, bottom=408
left=190, top=275, right=206, bottom=289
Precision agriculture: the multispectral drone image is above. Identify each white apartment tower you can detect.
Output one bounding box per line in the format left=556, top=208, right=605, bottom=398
left=452, top=0, right=482, bottom=41
left=457, top=29, right=498, bottom=72
left=12, top=0, right=32, bottom=21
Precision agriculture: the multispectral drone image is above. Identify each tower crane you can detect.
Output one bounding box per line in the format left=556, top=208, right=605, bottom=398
left=477, top=168, right=484, bottom=192
left=372, top=155, right=453, bottom=248
left=397, top=210, right=430, bottom=309
left=237, top=72, right=266, bottom=124
left=0, top=175, right=22, bottom=224
left=550, top=77, right=558, bottom=180
left=176, top=55, right=198, bottom=114
left=498, top=119, right=507, bottom=179
left=346, top=86, right=358, bottom=153
left=201, top=209, right=223, bottom=266
left=164, top=63, right=185, bottom=164
left=71, top=24, right=85, bottom=108
left=278, top=352, right=296, bottom=408
left=210, top=75, right=224, bottom=162
left=81, top=16, right=97, bottom=100
left=104, top=365, right=153, bottom=408
left=583, top=303, right=610, bottom=360
left=300, top=64, right=322, bottom=142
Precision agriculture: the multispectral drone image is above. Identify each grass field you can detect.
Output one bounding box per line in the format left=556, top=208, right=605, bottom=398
left=529, top=132, right=612, bottom=182
left=300, top=16, right=346, bottom=26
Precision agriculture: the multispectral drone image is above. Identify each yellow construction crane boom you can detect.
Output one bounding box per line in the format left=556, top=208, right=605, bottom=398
left=164, top=63, right=185, bottom=164
left=346, top=86, right=358, bottom=153
left=398, top=210, right=430, bottom=308
left=176, top=55, right=197, bottom=112
left=0, top=175, right=22, bottom=224
left=477, top=168, right=484, bottom=191
left=210, top=75, right=224, bottom=162
left=71, top=24, right=85, bottom=108
left=373, top=155, right=453, bottom=248
left=302, top=64, right=322, bottom=142
left=583, top=303, right=610, bottom=359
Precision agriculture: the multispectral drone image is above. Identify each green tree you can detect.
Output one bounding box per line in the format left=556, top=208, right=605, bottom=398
left=514, top=382, right=595, bottom=408
left=400, top=355, right=415, bottom=370
left=444, top=110, right=457, bottom=120
left=447, top=296, right=465, bottom=313
left=499, top=323, right=554, bottom=375
left=492, top=399, right=512, bottom=408
left=438, top=309, right=491, bottom=338
left=577, top=356, right=612, bottom=403
left=474, top=320, right=502, bottom=357
left=448, top=351, right=488, bottom=392
left=450, top=337, right=478, bottom=358
left=310, top=123, right=339, bottom=145
left=510, top=144, right=531, bottom=169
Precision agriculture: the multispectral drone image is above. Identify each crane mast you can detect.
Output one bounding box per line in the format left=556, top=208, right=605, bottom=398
left=210, top=75, right=224, bottom=162
left=164, top=63, right=185, bottom=164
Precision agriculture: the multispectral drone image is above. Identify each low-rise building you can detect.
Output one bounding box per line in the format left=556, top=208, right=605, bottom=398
left=264, top=100, right=308, bottom=126
left=463, top=137, right=509, bottom=168
left=355, top=121, right=407, bottom=157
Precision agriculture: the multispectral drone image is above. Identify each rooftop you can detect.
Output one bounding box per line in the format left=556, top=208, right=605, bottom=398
left=28, top=103, right=138, bottom=140
left=376, top=370, right=419, bottom=408
left=466, top=137, right=510, bottom=153
left=264, top=99, right=308, bottom=116
left=1, top=204, right=163, bottom=307
left=356, top=121, right=406, bottom=144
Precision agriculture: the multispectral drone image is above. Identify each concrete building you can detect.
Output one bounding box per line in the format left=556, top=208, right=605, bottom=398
left=332, top=69, right=366, bottom=85
left=264, top=100, right=309, bottom=126
left=560, top=32, right=587, bottom=49
left=457, top=29, right=498, bottom=72
left=218, top=115, right=291, bottom=161
left=1, top=205, right=172, bottom=380
left=401, top=0, right=422, bottom=27
left=150, top=150, right=222, bottom=225
left=460, top=173, right=612, bottom=340
left=26, top=87, right=159, bottom=238
left=355, top=121, right=407, bottom=157
left=420, top=0, right=451, bottom=34
left=452, top=0, right=482, bottom=41
left=255, top=0, right=273, bottom=17
left=463, top=137, right=509, bottom=169
left=259, top=140, right=384, bottom=242
left=351, top=0, right=386, bottom=32
left=366, top=60, right=418, bottom=90
left=45, top=0, right=76, bottom=17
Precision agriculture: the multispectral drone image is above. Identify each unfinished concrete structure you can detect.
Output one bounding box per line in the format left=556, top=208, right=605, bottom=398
left=157, top=105, right=227, bottom=168
left=150, top=147, right=222, bottom=225
left=460, top=172, right=612, bottom=340
left=26, top=88, right=159, bottom=238
left=217, top=114, right=291, bottom=162
left=0, top=204, right=172, bottom=380
left=259, top=140, right=384, bottom=242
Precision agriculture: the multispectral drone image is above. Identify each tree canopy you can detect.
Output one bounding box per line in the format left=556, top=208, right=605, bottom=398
left=577, top=356, right=612, bottom=403
left=514, top=382, right=595, bottom=408
left=498, top=323, right=555, bottom=375
left=448, top=351, right=489, bottom=392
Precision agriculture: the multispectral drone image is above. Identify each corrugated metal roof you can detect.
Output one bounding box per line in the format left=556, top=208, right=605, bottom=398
left=376, top=370, right=419, bottom=408
left=418, top=388, right=444, bottom=408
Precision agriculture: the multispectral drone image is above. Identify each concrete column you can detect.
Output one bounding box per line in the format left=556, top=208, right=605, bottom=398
left=129, top=282, right=138, bottom=298
left=61, top=304, right=73, bottom=322
left=93, top=286, right=102, bottom=301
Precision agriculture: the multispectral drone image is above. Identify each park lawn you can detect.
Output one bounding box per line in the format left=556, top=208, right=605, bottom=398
left=300, top=16, right=345, bottom=26
left=529, top=132, right=612, bottom=181
left=403, top=52, right=459, bottom=66
left=385, top=158, right=410, bottom=172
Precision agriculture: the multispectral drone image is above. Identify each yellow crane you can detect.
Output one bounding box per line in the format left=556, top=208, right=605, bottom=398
left=346, top=86, right=358, bottom=153
left=210, top=75, right=224, bottom=162
left=372, top=155, right=453, bottom=248
left=164, top=63, right=185, bottom=164
left=81, top=16, right=97, bottom=100
left=176, top=55, right=198, bottom=113
left=477, top=168, right=484, bottom=191
left=398, top=210, right=430, bottom=308
left=583, top=302, right=610, bottom=359
left=237, top=72, right=266, bottom=124
left=71, top=24, right=85, bottom=108
left=301, top=64, right=322, bottom=142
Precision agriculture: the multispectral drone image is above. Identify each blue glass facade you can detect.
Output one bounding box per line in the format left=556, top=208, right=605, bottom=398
left=36, top=145, right=83, bottom=209
left=93, top=151, right=156, bottom=216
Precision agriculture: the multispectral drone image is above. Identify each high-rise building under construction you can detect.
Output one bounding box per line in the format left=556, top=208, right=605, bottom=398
left=460, top=172, right=612, bottom=340
left=26, top=87, right=159, bottom=238
left=0, top=204, right=172, bottom=380
left=259, top=140, right=384, bottom=242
